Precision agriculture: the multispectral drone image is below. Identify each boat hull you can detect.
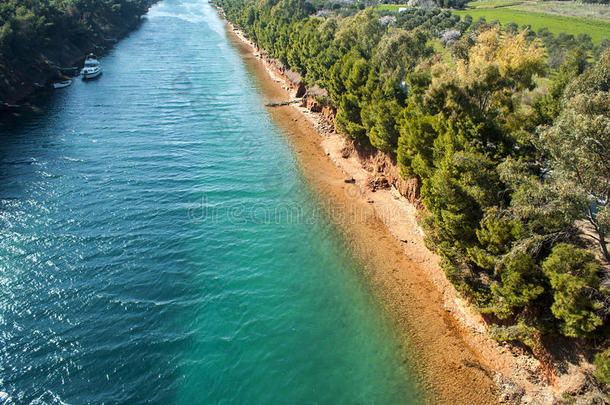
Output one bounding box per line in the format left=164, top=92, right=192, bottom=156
left=53, top=80, right=72, bottom=89
left=83, top=69, right=102, bottom=80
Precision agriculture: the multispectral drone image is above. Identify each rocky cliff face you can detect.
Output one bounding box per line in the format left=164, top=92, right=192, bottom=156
left=300, top=93, right=423, bottom=207
left=339, top=138, right=423, bottom=207
left=255, top=54, right=306, bottom=97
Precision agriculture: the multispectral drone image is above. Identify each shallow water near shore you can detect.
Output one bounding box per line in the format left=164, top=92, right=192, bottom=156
left=0, top=0, right=422, bottom=403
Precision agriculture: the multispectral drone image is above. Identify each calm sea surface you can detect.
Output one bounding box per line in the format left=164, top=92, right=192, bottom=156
left=0, top=1, right=421, bottom=403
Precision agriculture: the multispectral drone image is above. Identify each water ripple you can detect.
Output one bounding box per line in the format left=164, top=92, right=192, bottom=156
left=0, top=0, right=420, bottom=404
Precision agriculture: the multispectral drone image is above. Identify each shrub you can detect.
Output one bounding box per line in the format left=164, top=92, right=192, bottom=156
left=594, top=348, right=610, bottom=386
left=542, top=244, right=604, bottom=337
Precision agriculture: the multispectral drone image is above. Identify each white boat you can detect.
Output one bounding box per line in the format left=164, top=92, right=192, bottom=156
left=81, top=54, right=102, bottom=80
left=53, top=80, right=72, bottom=89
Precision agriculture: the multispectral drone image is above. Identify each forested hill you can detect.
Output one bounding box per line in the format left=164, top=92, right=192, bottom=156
left=216, top=0, right=610, bottom=394
left=0, top=0, right=157, bottom=103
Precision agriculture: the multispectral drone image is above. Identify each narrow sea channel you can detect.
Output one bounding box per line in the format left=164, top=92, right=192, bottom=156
left=0, top=1, right=422, bottom=403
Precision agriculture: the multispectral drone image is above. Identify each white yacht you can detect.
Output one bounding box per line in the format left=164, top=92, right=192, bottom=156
left=81, top=54, right=102, bottom=80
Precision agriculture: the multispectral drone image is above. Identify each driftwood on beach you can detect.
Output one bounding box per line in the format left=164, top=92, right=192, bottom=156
left=265, top=99, right=301, bottom=107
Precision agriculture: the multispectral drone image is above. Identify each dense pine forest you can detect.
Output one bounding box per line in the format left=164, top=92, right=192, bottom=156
left=216, top=0, right=610, bottom=386
left=0, top=0, right=155, bottom=102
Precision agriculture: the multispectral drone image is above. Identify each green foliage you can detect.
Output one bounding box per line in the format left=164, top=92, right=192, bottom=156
left=542, top=244, right=604, bottom=337
left=335, top=93, right=367, bottom=142
left=374, top=29, right=431, bottom=77
left=454, top=6, right=610, bottom=44
left=377, top=0, right=468, bottom=10
left=594, top=348, right=610, bottom=386
left=401, top=29, right=546, bottom=307
left=469, top=212, right=518, bottom=270
left=362, top=96, right=402, bottom=152
left=217, top=0, right=610, bottom=346
left=397, top=110, right=438, bottom=178
left=498, top=157, right=580, bottom=245
left=490, top=253, right=545, bottom=319
left=532, top=47, right=588, bottom=125
left=540, top=49, right=610, bottom=261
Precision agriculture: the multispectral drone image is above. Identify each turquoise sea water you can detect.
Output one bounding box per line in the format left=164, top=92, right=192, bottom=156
left=0, top=1, right=421, bottom=403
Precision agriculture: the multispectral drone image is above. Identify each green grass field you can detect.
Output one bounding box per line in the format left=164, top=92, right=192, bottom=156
left=466, top=0, right=610, bottom=20
left=466, top=0, right=523, bottom=8
left=378, top=2, right=610, bottom=43
left=376, top=4, right=412, bottom=11
left=455, top=2, right=610, bottom=43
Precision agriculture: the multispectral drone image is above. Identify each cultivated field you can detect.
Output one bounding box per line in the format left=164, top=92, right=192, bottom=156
left=455, top=1, right=610, bottom=42
left=379, top=1, right=610, bottom=43
left=376, top=3, right=412, bottom=11
left=466, top=0, right=610, bottom=21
